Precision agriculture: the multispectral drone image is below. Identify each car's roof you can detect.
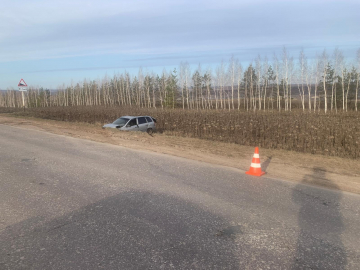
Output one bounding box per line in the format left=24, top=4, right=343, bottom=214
left=120, top=116, right=152, bottom=119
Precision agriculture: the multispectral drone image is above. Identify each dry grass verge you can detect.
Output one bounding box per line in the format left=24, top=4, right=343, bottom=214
left=6, top=106, right=360, bottom=159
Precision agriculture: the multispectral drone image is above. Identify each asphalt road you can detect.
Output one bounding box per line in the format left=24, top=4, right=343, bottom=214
left=0, top=124, right=359, bottom=270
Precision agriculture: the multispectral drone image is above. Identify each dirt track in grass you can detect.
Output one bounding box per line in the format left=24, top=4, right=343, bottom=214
left=1, top=114, right=359, bottom=194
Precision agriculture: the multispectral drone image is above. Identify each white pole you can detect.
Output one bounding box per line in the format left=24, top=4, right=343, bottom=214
left=21, top=90, right=25, bottom=108
left=19, top=87, right=26, bottom=110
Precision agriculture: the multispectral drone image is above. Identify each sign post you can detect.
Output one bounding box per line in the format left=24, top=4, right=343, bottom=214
left=18, top=79, right=28, bottom=110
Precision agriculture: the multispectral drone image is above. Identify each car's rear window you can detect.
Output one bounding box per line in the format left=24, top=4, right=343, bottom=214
left=137, top=117, right=147, bottom=124
left=145, top=117, right=152, bottom=123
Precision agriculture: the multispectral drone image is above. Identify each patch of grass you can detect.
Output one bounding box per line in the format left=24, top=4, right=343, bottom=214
left=8, top=106, right=360, bottom=159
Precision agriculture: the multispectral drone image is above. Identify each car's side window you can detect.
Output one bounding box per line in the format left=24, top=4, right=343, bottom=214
left=145, top=117, right=152, bottom=123
left=127, top=118, right=137, bottom=127
left=137, top=117, right=147, bottom=125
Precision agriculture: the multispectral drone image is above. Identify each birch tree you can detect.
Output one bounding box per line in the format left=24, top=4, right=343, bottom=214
left=179, top=62, right=186, bottom=109
left=262, top=57, right=269, bottom=110
left=340, top=59, right=347, bottom=111
left=332, top=48, right=342, bottom=112
left=236, top=63, right=243, bottom=110
left=228, top=55, right=237, bottom=109
left=356, top=49, right=360, bottom=111
left=216, top=62, right=226, bottom=110
left=305, top=59, right=313, bottom=111
left=288, top=56, right=294, bottom=111
left=320, top=50, right=329, bottom=113
left=282, top=48, right=290, bottom=111
left=298, top=49, right=306, bottom=111
left=313, top=55, right=321, bottom=112
left=203, top=69, right=212, bottom=109
left=273, top=53, right=281, bottom=111
left=255, top=55, right=262, bottom=110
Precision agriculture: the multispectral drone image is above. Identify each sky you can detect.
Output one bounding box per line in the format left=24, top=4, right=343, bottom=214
left=0, top=0, right=359, bottom=89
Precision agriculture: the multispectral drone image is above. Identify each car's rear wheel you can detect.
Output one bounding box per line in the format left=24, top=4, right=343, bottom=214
left=147, top=128, right=153, bottom=135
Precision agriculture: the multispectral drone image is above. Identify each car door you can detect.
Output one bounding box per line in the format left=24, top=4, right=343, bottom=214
left=124, top=118, right=140, bottom=131
left=145, top=116, right=155, bottom=129
left=137, top=117, right=148, bottom=132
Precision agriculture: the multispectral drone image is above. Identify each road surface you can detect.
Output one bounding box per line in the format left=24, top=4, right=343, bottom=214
left=0, top=124, right=359, bottom=269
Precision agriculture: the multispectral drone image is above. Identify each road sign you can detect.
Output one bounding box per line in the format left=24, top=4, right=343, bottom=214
left=18, top=79, right=27, bottom=87
left=17, top=79, right=27, bottom=108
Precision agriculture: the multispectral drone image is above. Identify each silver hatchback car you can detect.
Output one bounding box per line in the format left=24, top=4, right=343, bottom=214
left=103, top=116, right=156, bottom=134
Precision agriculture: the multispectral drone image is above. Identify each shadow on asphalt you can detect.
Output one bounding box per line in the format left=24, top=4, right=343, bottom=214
left=291, top=167, right=347, bottom=269
left=0, top=191, right=240, bottom=270
left=261, top=156, right=272, bottom=172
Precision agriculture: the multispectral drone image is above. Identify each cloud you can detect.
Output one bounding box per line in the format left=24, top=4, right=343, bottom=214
left=0, top=0, right=359, bottom=88
left=1, top=0, right=358, bottom=63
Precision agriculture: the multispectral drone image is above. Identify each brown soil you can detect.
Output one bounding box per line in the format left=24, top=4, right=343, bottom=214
left=1, top=114, right=359, bottom=194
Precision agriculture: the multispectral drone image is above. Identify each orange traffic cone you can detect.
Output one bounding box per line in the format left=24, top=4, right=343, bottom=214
left=246, top=147, right=266, bottom=176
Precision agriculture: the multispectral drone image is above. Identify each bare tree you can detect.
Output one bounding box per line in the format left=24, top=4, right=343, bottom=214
left=236, top=62, right=243, bottom=110
left=262, top=56, right=269, bottom=110
left=179, top=62, right=186, bottom=109
left=282, top=48, right=290, bottom=111
left=212, top=70, right=219, bottom=110
left=298, top=49, right=306, bottom=111
left=344, top=67, right=353, bottom=112
left=273, top=53, right=281, bottom=111
left=216, top=62, right=226, bottom=110
left=228, top=55, right=237, bottom=109
left=305, top=59, right=313, bottom=111
left=356, top=49, right=360, bottom=111
left=332, top=48, right=342, bottom=112
left=144, top=73, right=152, bottom=108
left=313, top=55, right=321, bottom=112
left=339, top=58, right=347, bottom=111
left=255, top=55, right=262, bottom=110
left=320, top=50, right=330, bottom=113
left=288, top=56, right=294, bottom=111
left=204, top=68, right=212, bottom=109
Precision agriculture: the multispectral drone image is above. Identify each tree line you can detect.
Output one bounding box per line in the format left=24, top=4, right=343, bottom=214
left=1, top=48, right=359, bottom=113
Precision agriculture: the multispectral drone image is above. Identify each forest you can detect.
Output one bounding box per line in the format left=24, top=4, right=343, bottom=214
left=1, top=48, right=359, bottom=113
